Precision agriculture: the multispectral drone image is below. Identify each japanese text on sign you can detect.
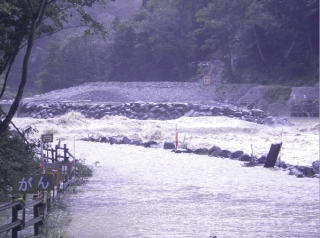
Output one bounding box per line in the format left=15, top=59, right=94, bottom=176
left=12, top=174, right=54, bottom=193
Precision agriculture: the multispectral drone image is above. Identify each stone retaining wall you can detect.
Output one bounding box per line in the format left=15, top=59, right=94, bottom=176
left=18, top=101, right=291, bottom=125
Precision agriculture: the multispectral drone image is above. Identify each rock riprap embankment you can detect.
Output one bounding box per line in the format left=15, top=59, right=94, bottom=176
left=81, top=135, right=320, bottom=179
left=18, top=101, right=291, bottom=126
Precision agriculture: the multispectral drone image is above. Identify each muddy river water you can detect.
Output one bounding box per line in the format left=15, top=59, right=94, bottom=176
left=8, top=115, right=319, bottom=237
left=67, top=142, right=319, bottom=238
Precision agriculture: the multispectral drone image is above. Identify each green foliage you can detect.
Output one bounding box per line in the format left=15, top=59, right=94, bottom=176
left=0, top=0, right=112, bottom=137
left=263, top=86, right=292, bottom=104
left=76, top=159, right=94, bottom=178
left=38, top=34, right=113, bottom=93
left=111, top=21, right=136, bottom=80
left=0, top=0, right=109, bottom=76
left=0, top=125, right=40, bottom=202
left=36, top=0, right=318, bottom=87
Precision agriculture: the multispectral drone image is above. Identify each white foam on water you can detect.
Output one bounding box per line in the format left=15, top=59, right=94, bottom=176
left=10, top=114, right=319, bottom=237
left=12, top=113, right=319, bottom=166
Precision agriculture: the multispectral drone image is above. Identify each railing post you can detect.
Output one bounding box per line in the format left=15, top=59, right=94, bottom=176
left=55, top=145, right=58, bottom=162
left=51, top=148, right=54, bottom=163
left=33, top=196, right=39, bottom=236
left=47, top=192, right=51, bottom=212
left=11, top=199, right=23, bottom=238
left=22, top=194, right=26, bottom=230
left=11, top=205, right=19, bottom=238
left=64, top=144, right=68, bottom=162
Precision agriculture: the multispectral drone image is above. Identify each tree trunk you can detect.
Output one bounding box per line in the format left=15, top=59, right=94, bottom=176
left=0, top=1, right=47, bottom=136
left=253, top=26, right=266, bottom=62
left=0, top=21, right=36, bottom=136
left=0, top=48, right=19, bottom=99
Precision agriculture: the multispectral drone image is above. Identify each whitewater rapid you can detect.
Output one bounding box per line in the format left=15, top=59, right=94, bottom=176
left=11, top=113, right=319, bottom=237
left=12, top=112, right=319, bottom=166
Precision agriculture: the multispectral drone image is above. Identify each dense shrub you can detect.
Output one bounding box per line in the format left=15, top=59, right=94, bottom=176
left=0, top=125, right=40, bottom=202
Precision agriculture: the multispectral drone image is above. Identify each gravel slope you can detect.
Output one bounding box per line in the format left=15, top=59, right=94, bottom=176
left=24, top=82, right=220, bottom=104
left=21, top=81, right=319, bottom=116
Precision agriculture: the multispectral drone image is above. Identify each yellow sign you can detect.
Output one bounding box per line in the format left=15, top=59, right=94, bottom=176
left=46, top=169, right=61, bottom=186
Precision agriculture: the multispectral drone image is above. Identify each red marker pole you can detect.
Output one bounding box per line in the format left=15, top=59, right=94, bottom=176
left=175, top=124, right=178, bottom=148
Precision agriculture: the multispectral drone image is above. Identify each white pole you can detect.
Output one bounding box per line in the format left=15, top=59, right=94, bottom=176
left=41, top=140, right=44, bottom=174
left=74, top=136, right=76, bottom=178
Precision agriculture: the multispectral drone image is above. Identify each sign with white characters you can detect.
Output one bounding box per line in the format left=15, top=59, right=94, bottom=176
left=12, top=174, right=54, bottom=193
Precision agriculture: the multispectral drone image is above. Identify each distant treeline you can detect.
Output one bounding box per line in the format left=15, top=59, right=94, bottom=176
left=36, top=0, right=318, bottom=93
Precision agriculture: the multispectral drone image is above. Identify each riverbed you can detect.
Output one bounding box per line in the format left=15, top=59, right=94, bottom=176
left=11, top=114, right=319, bottom=237
left=66, top=142, right=319, bottom=238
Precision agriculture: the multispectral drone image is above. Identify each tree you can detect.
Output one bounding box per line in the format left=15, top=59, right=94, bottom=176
left=111, top=21, right=136, bottom=80
left=196, top=0, right=249, bottom=81
left=243, top=0, right=319, bottom=85
left=112, top=0, right=200, bottom=81
left=0, top=0, right=112, bottom=137
left=0, top=126, right=40, bottom=201
left=38, top=33, right=113, bottom=93
left=195, top=0, right=318, bottom=84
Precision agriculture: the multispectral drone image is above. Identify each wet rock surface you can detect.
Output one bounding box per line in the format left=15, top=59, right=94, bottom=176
left=81, top=135, right=319, bottom=179
left=18, top=81, right=318, bottom=114
left=18, top=101, right=292, bottom=126
left=13, top=81, right=319, bottom=178
left=14, top=81, right=318, bottom=122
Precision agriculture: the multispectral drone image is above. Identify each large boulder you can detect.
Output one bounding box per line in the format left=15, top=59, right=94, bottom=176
left=289, top=166, right=304, bottom=178
left=131, top=140, right=143, bottom=146
left=199, top=105, right=210, bottom=111
left=122, top=136, right=132, bottom=145
left=109, top=136, right=123, bottom=145
left=222, top=107, right=236, bottom=116
left=230, top=150, right=244, bottom=159
left=256, top=155, right=267, bottom=164
left=184, top=110, right=194, bottom=117
left=251, top=109, right=264, bottom=117
left=164, top=142, right=175, bottom=150
left=312, top=161, right=319, bottom=174
left=239, top=154, right=252, bottom=161
left=208, top=146, right=221, bottom=157
left=39, top=109, right=48, bottom=119
left=193, top=148, right=209, bottom=155
left=100, top=136, right=109, bottom=143
left=296, top=165, right=314, bottom=177
left=144, top=141, right=157, bottom=148
left=219, top=150, right=231, bottom=158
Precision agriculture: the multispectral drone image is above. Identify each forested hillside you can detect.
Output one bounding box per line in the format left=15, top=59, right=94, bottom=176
left=4, top=0, right=142, bottom=96
left=8, top=0, right=320, bottom=95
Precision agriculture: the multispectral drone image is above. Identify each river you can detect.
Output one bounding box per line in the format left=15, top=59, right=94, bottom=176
left=11, top=114, right=319, bottom=237
left=66, top=142, right=319, bottom=238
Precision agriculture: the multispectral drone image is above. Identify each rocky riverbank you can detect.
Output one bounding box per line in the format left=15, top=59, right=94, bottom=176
left=81, top=134, right=320, bottom=179
left=17, top=81, right=319, bottom=117
left=18, top=101, right=292, bottom=126
left=10, top=81, right=319, bottom=179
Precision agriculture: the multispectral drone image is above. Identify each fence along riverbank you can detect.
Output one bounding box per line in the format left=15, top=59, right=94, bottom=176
left=0, top=137, right=76, bottom=238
